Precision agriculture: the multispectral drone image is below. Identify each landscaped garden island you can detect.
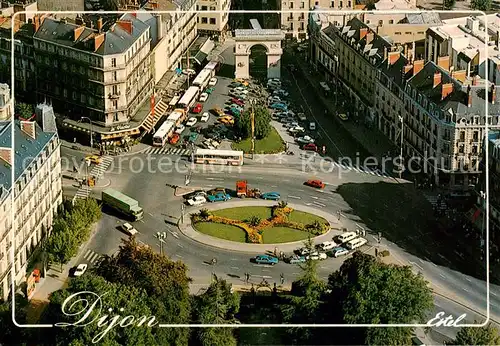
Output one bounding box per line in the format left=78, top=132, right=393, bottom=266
left=191, top=202, right=330, bottom=244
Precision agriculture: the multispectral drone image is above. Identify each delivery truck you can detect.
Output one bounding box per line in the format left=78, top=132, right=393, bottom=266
left=102, top=188, right=144, bottom=221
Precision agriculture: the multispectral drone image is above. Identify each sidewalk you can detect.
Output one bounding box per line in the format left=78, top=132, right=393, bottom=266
left=60, top=138, right=150, bottom=157
left=178, top=200, right=343, bottom=253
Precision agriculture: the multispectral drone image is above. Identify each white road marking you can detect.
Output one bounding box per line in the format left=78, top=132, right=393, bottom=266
left=315, top=189, right=324, bottom=193
left=310, top=196, right=319, bottom=200
left=271, top=185, right=278, bottom=187
left=230, top=266, right=239, bottom=270
left=305, top=203, right=313, bottom=206
left=206, top=184, right=213, bottom=187
left=175, top=254, right=183, bottom=258
left=463, top=288, right=469, bottom=292
left=409, top=261, right=423, bottom=270
left=439, top=274, right=446, bottom=279
left=147, top=213, right=154, bottom=217
left=465, top=277, right=472, bottom=282
left=292, top=272, right=300, bottom=275
left=492, top=291, right=497, bottom=297
left=262, top=269, right=270, bottom=272
left=283, top=179, right=291, bottom=182
left=256, top=177, right=264, bottom=180
left=418, top=258, right=424, bottom=264
left=231, top=258, right=238, bottom=261
left=139, top=220, right=145, bottom=223
left=206, top=177, right=224, bottom=181
left=169, top=231, right=179, bottom=239
left=319, top=198, right=328, bottom=201
left=177, top=244, right=183, bottom=248
left=297, top=189, right=305, bottom=192
left=288, top=195, right=301, bottom=199
left=313, top=202, right=326, bottom=207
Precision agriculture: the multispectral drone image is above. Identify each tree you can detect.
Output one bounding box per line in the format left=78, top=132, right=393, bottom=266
left=248, top=216, right=261, bottom=227
left=277, top=201, right=288, bottom=209
left=15, top=103, right=33, bottom=120
left=45, top=218, right=78, bottom=271
left=235, top=106, right=271, bottom=140
left=193, top=277, right=240, bottom=346
left=199, top=208, right=211, bottom=220
left=93, top=237, right=192, bottom=345
left=471, top=0, right=492, bottom=10
left=443, top=0, right=455, bottom=9
left=0, top=294, right=30, bottom=345
left=323, top=252, right=433, bottom=345
left=453, top=323, right=500, bottom=345
left=43, top=274, right=157, bottom=345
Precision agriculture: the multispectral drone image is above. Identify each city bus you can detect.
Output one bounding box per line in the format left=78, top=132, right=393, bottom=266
left=193, top=149, right=244, bottom=166
left=177, top=86, right=200, bottom=110
left=153, top=120, right=176, bottom=147
left=167, top=109, right=186, bottom=126
left=192, top=69, right=212, bottom=89
left=204, top=61, right=219, bottom=76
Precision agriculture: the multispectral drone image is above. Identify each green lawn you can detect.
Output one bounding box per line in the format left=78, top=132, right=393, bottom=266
left=288, top=210, right=328, bottom=226
left=212, top=207, right=272, bottom=221
left=261, top=227, right=310, bottom=243
left=232, top=127, right=285, bottom=154
left=193, top=222, right=247, bottom=243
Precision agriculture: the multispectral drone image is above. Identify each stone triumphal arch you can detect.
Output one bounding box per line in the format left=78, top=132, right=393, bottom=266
left=234, top=29, right=285, bottom=80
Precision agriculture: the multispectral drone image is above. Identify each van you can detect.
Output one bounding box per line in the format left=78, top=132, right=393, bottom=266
left=297, top=113, right=307, bottom=121
left=337, top=231, right=358, bottom=244
left=345, top=237, right=367, bottom=250
left=309, top=122, right=316, bottom=131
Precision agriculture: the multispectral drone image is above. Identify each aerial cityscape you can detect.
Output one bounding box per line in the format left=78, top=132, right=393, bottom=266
left=1, top=0, right=500, bottom=344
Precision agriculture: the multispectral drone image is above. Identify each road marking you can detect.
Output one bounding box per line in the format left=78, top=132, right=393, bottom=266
left=230, top=266, right=239, bottom=270
left=262, top=269, right=270, bottom=272
left=418, top=258, right=424, bottom=264
left=231, top=258, right=238, bottom=261
left=177, top=244, right=183, bottom=248
left=283, top=179, right=291, bottom=182
left=465, top=277, right=472, bottom=282
left=292, top=272, right=300, bottom=275
left=440, top=274, right=446, bottom=279
left=206, top=184, right=213, bottom=187
left=310, top=196, right=319, bottom=199
left=463, top=288, right=469, bottom=292
left=169, top=231, right=179, bottom=239
left=305, top=203, right=313, bottom=206
left=147, top=213, right=154, bottom=217
left=271, top=185, right=278, bottom=188
left=256, top=177, right=264, bottom=180
left=313, top=202, right=326, bottom=207
left=409, top=261, right=423, bottom=270
left=492, top=291, right=497, bottom=297
left=319, top=198, right=328, bottom=201
left=297, top=189, right=305, bottom=192
left=139, top=220, right=145, bottom=223
left=315, top=189, right=324, bottom=193
left=206, top=177, right=224, bottom=181
left=288, top=195, right=301, bottom=199
left=175, top=254, right=183, bottom=258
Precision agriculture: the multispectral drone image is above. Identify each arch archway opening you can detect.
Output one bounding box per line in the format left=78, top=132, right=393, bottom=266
left=248, top=44, right=268, bottom=82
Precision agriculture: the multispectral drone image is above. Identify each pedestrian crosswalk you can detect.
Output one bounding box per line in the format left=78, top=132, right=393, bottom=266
left=74, top=156, right=113, bottom=201
left=75, top=187, right=90, bottom=199
left=331, top=161, right=391, bottom=178
left=144, top=147, right=192, bottom=156
left=83, top=249, right=103, bottom=265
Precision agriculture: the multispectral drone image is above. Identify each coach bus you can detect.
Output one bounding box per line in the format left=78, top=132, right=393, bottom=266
left=193, top=69, right=212, bottom=89
left=177, top=86, right=200, bottom=110
left=153, top=120, right=176, bottom=147
left=193, top=149, right=244, bottom=166
left=167, top=109, right=186, bottom=126
left=204, top=61, right=219, bottom=76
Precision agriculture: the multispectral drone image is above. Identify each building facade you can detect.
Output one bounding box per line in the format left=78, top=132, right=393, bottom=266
left=33, top=13, right=154, bottom=134
left=0, top=84, right=13, bottom=120
left=196, top=0, right=230, bottom=40
left=0, top=120, right=62, bottom=302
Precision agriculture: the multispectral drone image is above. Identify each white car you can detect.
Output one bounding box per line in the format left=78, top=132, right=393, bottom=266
left=121, top=222, right=138, bottom=236
left=208, top=77, right=218, bottom=86
left=235, top=87, right=249, bottom=94
left=182, top=69, right=195, bottom=75
left=306, top=252, right=328, bottom=261
left=187, top=195, right=206, bottom=206
left=331, top=247, right=349, bottom=258
left=273, top=89, right=289, bottom=97
left=73, top=264, right=88, bottom=277
left=298, top=247, right=311, bottom=256
left=318, top=241, right=337, bottom=251
left=175, top=125, right=185, bottom=134
left=208, top=138, right=220, bottom=148
left=201, top=112, right=210, bottom=122
left=186, top=117, right=198, bottom=127
left=297, top=135, right=315, bottom=144
left=199, top=93, right=209, bottom=102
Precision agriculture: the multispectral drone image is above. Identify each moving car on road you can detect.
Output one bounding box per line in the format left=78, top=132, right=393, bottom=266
left=306, top=252, right=328, bottom=260
left=328, top=247, right=350, bottom=258
left=304, top=180, right=326, bottom=189
left=288, top=254, right=306, bottom=264
left=303, top=143, right=318, bottom=152
left=175, top=125, right=186, bottom=134
left=254, top=255, right=279, bottom=265
left=296, top=135, right=315, bottom=144
left=199, top=93, right=209, bottom=102
left=270, top=103, right=288, bottom=111
left=85, top=155, right=101, bottom=165
left=73, top=264, right=88, bottom=277
left=208, top=77, right=218, bottom=86
left=187, top=195, right=206, bottom=206
left=261, top=192, right=281, bottom=200
left=201, top=112, right=210, bottom=122
left=121, top=222, right=138, bottom=236
left=207, top=192, right=231, bottom=202
left=186, top=117, right=198, bottom=127
left=192, top=103, right=203, bottom=114
left=169, top=133, right=180, bottom=145
left=338, top=113, right=349, bottom=121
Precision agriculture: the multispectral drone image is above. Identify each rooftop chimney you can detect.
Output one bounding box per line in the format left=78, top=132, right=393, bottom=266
left=74, top=26, right=85, bottom=41
left=117, top=19, right=132, bottom=35
left=366, top=31, right=374, bottom=44
left=383, top=47, right=388, bottom=60
left=441, top=83, right=453, bottom=100
left=0, top=147, right=11, bottom=166
left=94, top=33, right=105, bottom=51
left=97, top=17, right=103, bottom=32
left=388, top=51, right=400, bottom=66
left=467, top=85, right=472, bottom=108
left=437, top=56, right=450, bottom=71
left=75, top=16, right=84, bottom=26
left=413, top=60, right=424, bottom=75
left=33, top=14, right=40, bottom=32
left=433, top=72, right=441, bottom=88
left=451, top=70, right=466, bottom=83
left=359, top=27, right=368, bottom=40
left=20, top=121, right=36, bottom=139
left=492, top=84, right=496, bottom=105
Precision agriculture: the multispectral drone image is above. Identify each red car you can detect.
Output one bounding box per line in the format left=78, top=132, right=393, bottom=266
left=304, top=179, right=325, bottom=189
left=303, top=143, right=318, bottom=152
left=192, top=103, right=203, bottom=114
left=169, top=133, right=180, bottom=144
left=231, top=98, right=245, bottom=106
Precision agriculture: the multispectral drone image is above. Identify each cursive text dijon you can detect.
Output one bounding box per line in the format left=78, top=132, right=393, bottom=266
left=54, top=291, right=158, bottom=343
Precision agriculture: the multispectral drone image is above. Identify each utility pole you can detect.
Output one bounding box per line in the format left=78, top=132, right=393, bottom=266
left=398, top=115, right=404, bottom=179
left=251, top=99, right=255, bottom=160
left=181, top=204, right=185, bottom=224
left=80, top=117, right=94, bottom=149
left=156, top=231, right=167, bottom=256
left=187, top=49, right=190, bottom=89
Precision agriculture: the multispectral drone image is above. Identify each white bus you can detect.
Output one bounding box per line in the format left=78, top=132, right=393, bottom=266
left=167, top=109, right=186, bottom=126
left=204, top=61, right=219, bottom=76
left=345, top=237, right=368, bottom=250
left=336, top=231, right=358, bottom=244
left=153, top=120, right=176, bottom=147
left=193, top=69, right=212, bottom=89
left=193, top=149, right=244, bottom=166
left=177, top=86, right=200, bottom=110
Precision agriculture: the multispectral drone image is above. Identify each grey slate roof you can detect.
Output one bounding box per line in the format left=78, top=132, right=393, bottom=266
left=34, top=18, right=95, bottom=51
left=0, top=121, right=56, bottom=193
left=98, top=13, right=149, bottom=55
left=379, top=53, right=409, bottom=87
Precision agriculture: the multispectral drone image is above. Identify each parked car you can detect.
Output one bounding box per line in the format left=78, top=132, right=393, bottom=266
left=338, top=113, right=349, bottom=121
left=186, top=117, right=198, bottom=127
left=261, top=192, right=281, bottom=200
left=121, top=222, right=138, bottom=236
left=211, top=107, right=225, bottom=116
left=329, top=247, right=350, bottom=258
left=208, top=77, right=218, bottom=86
left=227, top=108, right=241, bottom=117
left=205, top=87, right=215, bottom=94
left=169, top=133, right=180, bottom=144
left=231, top=98, right=245, bottom=106
left=229, top=82, right=243, bottom=88
left=297, top=247, right=311, bottom=256
left=188, top=132, right=199, bottom=143
left=182, top=68, right=195, bottom=75
left=234, top=87, right=248, bottom=94
left=306, top=252, right=328, bottom=260
left=318, top=241, right=337, bottom=252
left=234, top=78, right=249, bottom=86
left=297, top=135, right=315, bottom=144
left=273, top=89, right=289, bottom=97
left=187, top=195, right=206, bottom=206
left=289, top=126, right=305, bottom=134
left=268, top=96, right=281, bottom=104
left=73, top=263, right=88, bottom=277
left=85, top=155, right=101, bottom=165
left=303, top=143, right=318, bottom=152
left=175, top=125, right=186, bottom=134
left=199, top=93, right=209, bottom=102
left=219, top=116, right=234, bottom=125
left=288, top=254, right=306, bottom=264
left=254, top=255, right=279, bottom=265
left=270, top=103, right=288, bottom=111
left=304, top=179, right=325, bottom=189
left=201, top=112, right=210, bottom=122
left=207, top=192, right=231, bottom=202
left=192, top=103, right=203, bottom=114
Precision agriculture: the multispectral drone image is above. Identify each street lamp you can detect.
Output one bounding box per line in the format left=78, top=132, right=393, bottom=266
left=155, top=231, right=167, bottom=256
left=80, top=117, right=94, bottom=149
left=250, top=99, right=256, bottom=160
left=398, top=115, right=404, bottom=179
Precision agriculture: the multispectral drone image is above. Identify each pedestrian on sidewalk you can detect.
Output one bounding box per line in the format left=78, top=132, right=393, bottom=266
left=280, top=273, right=284, bottom=285
left=337, top=210, right=341, bottom=221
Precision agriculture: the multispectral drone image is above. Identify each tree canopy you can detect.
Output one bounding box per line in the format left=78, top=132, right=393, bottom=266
left=453, top=322, right=500, bottom=345
left=15, top=103, right=33, bottom=120
left=471, top=0, right=492, bottom=10
left=235, top=106, right=271, bottom=140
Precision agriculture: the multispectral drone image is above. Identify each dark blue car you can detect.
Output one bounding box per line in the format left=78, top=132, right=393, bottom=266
left=255, top=255, right=279, bottom=265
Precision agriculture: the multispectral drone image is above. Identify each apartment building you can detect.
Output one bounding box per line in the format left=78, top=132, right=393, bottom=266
left=281, top=0, right=355, bottom=40
left=196, top=0, right=231, bottom=40
left=33, top=13, right=154, bottom=140
left=0, top=84, right=12, bottom=120
left=0, top=119, right=62, bottom=301
left=425, top=14, right=500, bottom=80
